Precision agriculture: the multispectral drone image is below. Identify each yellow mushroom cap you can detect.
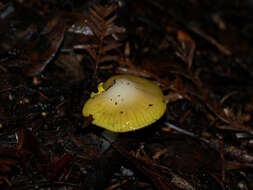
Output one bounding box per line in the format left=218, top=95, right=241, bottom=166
left=82, top=75, right=166, bottom=132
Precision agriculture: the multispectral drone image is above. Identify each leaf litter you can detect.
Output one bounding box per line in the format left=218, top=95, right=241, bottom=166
left=0, top=0, right=253, bottom=189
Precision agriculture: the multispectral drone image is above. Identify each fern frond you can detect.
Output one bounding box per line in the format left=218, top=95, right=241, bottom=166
left=83, top=4, right=125, bottom=79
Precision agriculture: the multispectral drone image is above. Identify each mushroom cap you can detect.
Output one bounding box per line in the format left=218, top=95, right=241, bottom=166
left=82, top=75, right=166, bottom=132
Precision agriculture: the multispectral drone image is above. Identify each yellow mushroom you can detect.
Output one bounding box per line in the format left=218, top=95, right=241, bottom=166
left=82, top=75, right=167, bottom=132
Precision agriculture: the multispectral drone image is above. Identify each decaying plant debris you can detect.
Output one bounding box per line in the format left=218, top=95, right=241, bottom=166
left=0, top=0, right=253, bottom=189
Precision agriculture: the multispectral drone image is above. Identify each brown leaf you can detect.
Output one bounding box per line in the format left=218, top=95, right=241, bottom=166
left=78, top=3, right=124, bottom=78
left=22, top=20, right=65, bottom=76
left=102, top=43, right=122, bottom=54
left=112, top=142, right=173, bottom=190
left=103, top=4, right=117, bottom=18
left=105, top=26, right=125, bottom=36
left=88, top=14, right=103, bottom=31
left=86, top=19, right=101, bottom=37
left=49, top=153, right=72, bottom=180
left=17, top=128, right=51, bottom=173
left=92, top=4, right=103, bottom=17
left=105, top=14, right=117, bottom=25
left=89, top=7, right=104, bottom=23
left=55, top=53, right=84, bottom=81
left=99, top=55, right=119, bottom=63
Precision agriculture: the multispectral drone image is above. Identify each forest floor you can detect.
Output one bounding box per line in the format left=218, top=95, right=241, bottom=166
left=0, top=1, right=253, bottom=190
